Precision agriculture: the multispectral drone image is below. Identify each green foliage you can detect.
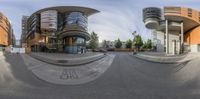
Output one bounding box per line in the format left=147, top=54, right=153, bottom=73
left=142, top=39, right=152, bottom=49
left=146, top=39, right=152, bottom=49
left=115, top=38, right=122, bottom=48
left=126, top=39, right=132, bottom=48
left=88, top=32, right=99, bottom=49
left=133, top=35, right=143, bottom=50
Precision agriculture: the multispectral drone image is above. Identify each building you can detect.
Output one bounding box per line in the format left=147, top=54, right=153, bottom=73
left=143, top=6, right=200, bottom=54
left=0, top=12, right=13, bottom=49
left=22, top=6, right=99, bottom=54
left=10, top=29, right=16, bottom=47
left=21, top=16, right=29, bottom=47
left=99, top=40, right=127, bottom=49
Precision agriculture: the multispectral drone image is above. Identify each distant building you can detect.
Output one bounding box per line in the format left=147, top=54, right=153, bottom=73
left=21, top=16, right=29, bottom=47
left=99, top=40, right=126, bottom=48
left=10, top=29, right=16, bottom=46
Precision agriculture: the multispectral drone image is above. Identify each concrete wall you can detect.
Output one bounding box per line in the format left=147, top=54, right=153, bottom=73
left=190, top=44, right=200, bottom=52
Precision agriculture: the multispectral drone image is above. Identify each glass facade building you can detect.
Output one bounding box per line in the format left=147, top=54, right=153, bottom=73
left=24, top=6, right=99, bottom=54
left=63, top=37, right=85, bottom=54
left=66, top=12, right=88, bottom=30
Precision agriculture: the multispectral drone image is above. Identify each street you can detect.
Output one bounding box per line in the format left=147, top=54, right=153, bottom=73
left=0, top=52, right=200, bottom=99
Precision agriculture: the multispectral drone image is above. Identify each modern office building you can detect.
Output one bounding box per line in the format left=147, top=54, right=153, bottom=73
left=143, top=6, right=200, bottom=54
left=0, top=12, right=13, bottom=48
left=21, top=16, right=29, bottom=47
left=22, top=6, right=99, bottom=54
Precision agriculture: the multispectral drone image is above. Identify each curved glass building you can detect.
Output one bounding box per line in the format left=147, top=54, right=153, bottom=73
left=143, top=6, right=200, bottom=54
left=23, top=6, right=99, bottom=54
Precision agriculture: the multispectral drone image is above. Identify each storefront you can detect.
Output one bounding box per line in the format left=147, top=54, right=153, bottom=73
left=63, top=36, right=86, bottom=54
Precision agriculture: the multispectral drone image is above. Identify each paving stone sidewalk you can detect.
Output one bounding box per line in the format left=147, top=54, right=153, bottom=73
left=21, top=54, right=115, bottom=85
left=132, top=52, right=200, bottom=64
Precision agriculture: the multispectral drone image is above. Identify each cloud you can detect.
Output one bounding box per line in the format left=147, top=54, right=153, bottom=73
left=0, top=0, right=200, bottom=41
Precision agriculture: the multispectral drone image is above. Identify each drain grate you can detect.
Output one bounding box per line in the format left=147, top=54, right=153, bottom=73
left=57, top=60, right=68, bottom=63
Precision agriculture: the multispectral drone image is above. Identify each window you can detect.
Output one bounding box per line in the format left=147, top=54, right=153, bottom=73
left=66, top=12, right=88, bottom=30
left=164, top=7, right=181, bottom=14
left=199, top=12, right=200, bottom=22
left=64, top=37, right=85, bottom=46
left=29, top=33, right=35, bottom=40
left=188, top=8, right=192, bottom=17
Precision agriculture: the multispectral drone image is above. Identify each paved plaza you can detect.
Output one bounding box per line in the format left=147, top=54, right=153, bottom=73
left=0, top=52, right=200, bottom=99
left=21, top=54, right=115, bottom=85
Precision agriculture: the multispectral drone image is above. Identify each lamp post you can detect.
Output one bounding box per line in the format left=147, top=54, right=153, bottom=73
left=132, top=31, right=137, bottom=54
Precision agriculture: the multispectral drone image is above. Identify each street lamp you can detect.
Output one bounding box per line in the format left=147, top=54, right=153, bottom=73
left=132, top=31, right=137, bottom=54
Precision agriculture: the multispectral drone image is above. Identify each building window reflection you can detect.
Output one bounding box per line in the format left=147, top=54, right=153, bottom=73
left=63, top=36, right=85, bottom=54
left=64, top=37, right=85, bottom=46
left=66, top=12, right=88, bottom=30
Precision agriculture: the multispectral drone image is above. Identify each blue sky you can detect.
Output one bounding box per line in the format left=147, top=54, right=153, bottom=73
left=0, top=0, right=200, bottom=42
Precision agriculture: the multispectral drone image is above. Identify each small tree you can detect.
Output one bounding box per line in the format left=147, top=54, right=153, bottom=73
left=126, top=39, right=132, bottom=48
left=115, top=38, right=122, bottom=48
left=146, top=39, right=152, bottom=49
left=141, top=39, right=152, bottom=49
left=133, top=35, right=143, bottom=51
left=88, top=32, right=99, bottom=49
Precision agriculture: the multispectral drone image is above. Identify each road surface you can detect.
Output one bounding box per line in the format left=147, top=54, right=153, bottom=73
left=0, top=52, right=200, bottom=99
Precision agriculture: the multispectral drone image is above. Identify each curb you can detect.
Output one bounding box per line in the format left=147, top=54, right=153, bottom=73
left=29, top=53, right=107, bottom=66
left=129, top=53, right=188, bottom=64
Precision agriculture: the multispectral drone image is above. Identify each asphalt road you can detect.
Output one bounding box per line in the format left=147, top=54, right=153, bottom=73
left=0, top=52, right=200, bottom=99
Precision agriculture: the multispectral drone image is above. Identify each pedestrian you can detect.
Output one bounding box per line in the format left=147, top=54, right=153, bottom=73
left=81, top=47, right=83, bottom=54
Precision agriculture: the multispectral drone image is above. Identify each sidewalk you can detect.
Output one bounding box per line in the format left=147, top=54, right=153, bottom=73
left=0, top=51, right=3, bottom=56
left=0, top=51, right=4, bottom=60
left=131, top=52, right=200, bottom=64
left=29, top=52, right=106, bottom=66
left=21, top=54, right=115, bottom=85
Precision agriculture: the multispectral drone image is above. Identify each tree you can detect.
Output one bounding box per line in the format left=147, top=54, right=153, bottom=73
left=133, top=35, right=143, bottom=51
left=142, top=39, right=152, bottom=49
left=88, top=32, right=99, bottom=49
left=126, top=39, right=132, bottom=48
left=102, top=40, right=108, bottom=48
left=115, top=38, right=122, bottom=48
left=146, top=39, right=152, bottom=49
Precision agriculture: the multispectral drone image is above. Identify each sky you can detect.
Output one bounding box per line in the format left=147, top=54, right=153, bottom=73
left=0, top=0, right=200, bottom=42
